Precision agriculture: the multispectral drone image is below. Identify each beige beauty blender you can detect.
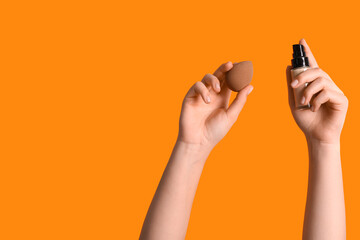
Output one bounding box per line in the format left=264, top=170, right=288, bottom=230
left=226, top=61, right=253, bottom=92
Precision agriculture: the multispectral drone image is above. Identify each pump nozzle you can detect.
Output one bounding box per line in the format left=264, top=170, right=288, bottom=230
left=292, top=44, right=309, bottom=68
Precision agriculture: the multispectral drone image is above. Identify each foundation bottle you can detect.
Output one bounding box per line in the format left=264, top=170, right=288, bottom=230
left=291, top=44, right=311, bottom=110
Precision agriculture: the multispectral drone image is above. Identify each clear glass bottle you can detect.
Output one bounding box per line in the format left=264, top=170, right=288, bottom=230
left=291, top=44, right=311, bottom=110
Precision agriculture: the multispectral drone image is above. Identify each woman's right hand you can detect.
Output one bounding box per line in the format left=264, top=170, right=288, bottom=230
left=178, top=62, right=253, bottom=150
left=286, top=39, right=349, bottom=144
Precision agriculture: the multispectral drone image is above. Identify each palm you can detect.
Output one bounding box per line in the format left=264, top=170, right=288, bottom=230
left=179, top=89, right=230, bottom=146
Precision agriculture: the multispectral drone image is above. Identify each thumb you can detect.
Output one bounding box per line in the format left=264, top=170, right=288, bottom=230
left=226, top=85, right=253, bottom=124
left=300, top=38, right=319, bottom=68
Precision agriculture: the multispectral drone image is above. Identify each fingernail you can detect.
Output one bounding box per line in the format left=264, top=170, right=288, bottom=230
left=247, top=86, right=254, bottom=95
left=215, top=83, right=220, bottom=90
left=291, top=80, right=299, bottom=88
left=301, top=96, right=305, bottom=104
left=206, top=96, right=211, bottom=103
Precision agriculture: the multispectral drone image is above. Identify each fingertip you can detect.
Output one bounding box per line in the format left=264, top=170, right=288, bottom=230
left=310, top=105, right=316, bottom=112
left=300, top=38, right=311, bottom=53
left=215, top=82, right=221, bottom=92
left=225, top=61, right=233, bottom=69
left=205, top=95, right=211, bottom=104
left=300, top=39, right=310, bottom=52
left=238, top=85, right=252, bottom=96
left=202, top=87, right=211, bottom=104
left=301, top=96, right=306, bottom=105
left=247, top=85, right=254, bottom=96
left=200, top=92, right=211, bottom=104
left=291, top=79, right=299, bottom=88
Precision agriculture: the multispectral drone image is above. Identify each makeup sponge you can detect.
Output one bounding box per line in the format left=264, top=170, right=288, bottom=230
left=226, top=61, right=253, bottom=92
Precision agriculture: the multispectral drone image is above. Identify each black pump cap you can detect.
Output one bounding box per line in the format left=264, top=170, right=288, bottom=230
left=292, top=44, right=309, bottom=68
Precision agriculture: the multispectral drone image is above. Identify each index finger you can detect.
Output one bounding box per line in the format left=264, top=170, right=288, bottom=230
left=300, top=38, right=319, bottom=68
left=213, top=61, right=233, bottom=83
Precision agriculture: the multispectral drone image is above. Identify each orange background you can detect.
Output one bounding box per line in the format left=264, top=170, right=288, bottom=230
left=1, top=0, right=360, bottom=239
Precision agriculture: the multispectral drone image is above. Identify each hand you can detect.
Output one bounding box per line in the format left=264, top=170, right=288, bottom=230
left=286, top=39, right=348, bottom=144
left=178, top=61, right=254, bottom=150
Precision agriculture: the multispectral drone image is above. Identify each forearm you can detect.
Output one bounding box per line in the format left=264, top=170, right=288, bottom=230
left=140, top=141, right=211, bottom=240
left=303, top=139, right=346, bottom=240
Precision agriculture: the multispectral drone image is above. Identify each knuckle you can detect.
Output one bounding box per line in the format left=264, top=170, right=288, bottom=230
left=296, top=78, right=304, bottom=85
left=314, top=67, right=322, bottom=73
left=203, top=73, right=211, bottom=80
left=303, top=88, right=312, bottom=98
left=319, top=77, right=326, bottom=84
left=311, top=99, right=319, bottom=107
left=303, top=85, right=310, bottom=94
left=209, top=74, right=217, bottom=81
left=296, top=74, right=304, bottom=82
left=221, top=62, right=227, bottom=68
left=322, top=89, right=330, bottom=96
left=203, top=73, right=217, bottom=83
left=298, top=73, right=307, bottom=83
left=194, top=81, right=202, bottom=88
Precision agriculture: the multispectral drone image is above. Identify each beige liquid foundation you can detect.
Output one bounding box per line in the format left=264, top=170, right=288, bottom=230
left=291, top=44, right=311, bottom=110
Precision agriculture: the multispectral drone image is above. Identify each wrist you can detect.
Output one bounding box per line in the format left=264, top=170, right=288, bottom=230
left=174, top=140, right=212, bottom=164
left=306, top=137, right=341, bottom=163
left=306, top=136, right=340, bottom=147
